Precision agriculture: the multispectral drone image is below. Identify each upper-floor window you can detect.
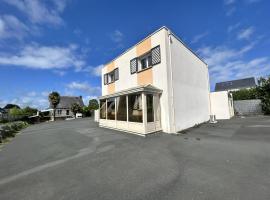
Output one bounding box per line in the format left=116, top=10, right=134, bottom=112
left=138, top=53, right=152, bottom=71
left=104, top=68, right=119, bottom=85
left=130, top=45, right=161, bottom=74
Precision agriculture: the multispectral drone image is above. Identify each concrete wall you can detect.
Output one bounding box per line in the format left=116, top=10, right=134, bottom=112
left=234, top=99, right=262, bottom=115
left=170, top=34, right=210, bottom=132
left=210, top=91, right=234, bottom=119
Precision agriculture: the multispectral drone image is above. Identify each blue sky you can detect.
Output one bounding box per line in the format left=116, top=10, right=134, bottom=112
left=0, top=0, right=269, bottom=109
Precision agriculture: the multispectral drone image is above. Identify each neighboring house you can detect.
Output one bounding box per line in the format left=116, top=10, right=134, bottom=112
left=50, top=96, right=84, bottom=119
left=0, top=107, right=8, bottom=119
left=215, top=77, right=256, bottom=92
left=99, top=26, right=211, bottom=135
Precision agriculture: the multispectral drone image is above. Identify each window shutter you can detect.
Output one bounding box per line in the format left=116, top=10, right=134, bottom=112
left=115, top=68, right=119, bottom=81
left=104, top=74, right=108, bottom=85
left=130, top=58, right=138, bottom=74
left=151, top=45, right=161, bottom=66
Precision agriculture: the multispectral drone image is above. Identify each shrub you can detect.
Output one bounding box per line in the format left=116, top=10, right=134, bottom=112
left=0, top=121, right=28, bottom=140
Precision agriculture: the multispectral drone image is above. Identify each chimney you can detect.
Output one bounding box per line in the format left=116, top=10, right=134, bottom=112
left=79, top=96, right=82, bottom=99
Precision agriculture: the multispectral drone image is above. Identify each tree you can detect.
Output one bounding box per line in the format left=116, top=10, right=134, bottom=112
left=256, top=77, right=270, bottom=114
left=4, top=104, right=21, bottom=110
left=22, top=107, right=38, bottom=117
left=48, top=92, right=60, bottom=121
left=88, top=99, right=99, bottom=111
left=82, top=106, right=91, bottom=117
left=71, top=103, right=82, bottom=118
left=231, top=88, right=257, bottom=100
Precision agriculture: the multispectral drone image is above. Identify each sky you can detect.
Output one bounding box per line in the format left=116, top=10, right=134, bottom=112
left=0, top=0, right=269, bottom=109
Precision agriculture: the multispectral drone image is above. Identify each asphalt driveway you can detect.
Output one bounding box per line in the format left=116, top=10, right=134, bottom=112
left=0, top=116, right=270, bottom=200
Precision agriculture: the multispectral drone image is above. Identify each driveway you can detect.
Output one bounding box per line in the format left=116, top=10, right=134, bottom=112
left=0, top=117, right=270, bottom=200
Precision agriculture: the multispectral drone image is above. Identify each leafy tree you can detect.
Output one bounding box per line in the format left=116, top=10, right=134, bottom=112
left=88, top=99, right=99, bottom=110
left=82, top=106, right=91, bottom=117
left=9, top=107, right=23, bottom=116
left=256, top=77, right=270, bottom=114
left=22, top=107, right=38, bottom=117
left=71, top=103, right=82, bottom=118
left=4, top=104, right=21, bottom=110
left=48, top=92, right=60, bottom=121
left=231, top=88, right=257, bottom=100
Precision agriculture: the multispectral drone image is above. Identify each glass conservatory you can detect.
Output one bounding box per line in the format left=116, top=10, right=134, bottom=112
left=99, top=85, right=162, bottom=136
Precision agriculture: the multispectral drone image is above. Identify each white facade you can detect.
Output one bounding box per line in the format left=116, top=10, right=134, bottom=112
left=210, top=91, right=234, bottom=119
left=99, top=26, right=211, bottom=135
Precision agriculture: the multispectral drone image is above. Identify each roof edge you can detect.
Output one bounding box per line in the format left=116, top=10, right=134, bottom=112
left=103, top=26, right=207, bottom=67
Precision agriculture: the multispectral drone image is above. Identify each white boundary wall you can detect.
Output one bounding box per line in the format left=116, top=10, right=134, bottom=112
left=210, top=91, right=234, bottom=119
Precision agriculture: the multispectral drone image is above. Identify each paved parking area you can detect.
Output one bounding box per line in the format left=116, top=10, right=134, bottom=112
left=0, top=116, right=270, bottom=200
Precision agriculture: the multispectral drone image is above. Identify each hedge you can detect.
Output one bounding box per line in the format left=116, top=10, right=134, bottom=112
left=0, top=121, right=28, bottom=143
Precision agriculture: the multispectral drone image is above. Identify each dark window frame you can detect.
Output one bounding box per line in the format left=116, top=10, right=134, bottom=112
left=104, top=68, right=119, bottom=85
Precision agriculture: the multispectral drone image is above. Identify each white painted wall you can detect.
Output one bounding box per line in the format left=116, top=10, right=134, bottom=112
left=169, top=34, right=210, bottom=132
left=210, top=91, right=234, bottom=119
left=151, top=29, right=173, bottom=133
left=114, top=48, right=137, bottom=92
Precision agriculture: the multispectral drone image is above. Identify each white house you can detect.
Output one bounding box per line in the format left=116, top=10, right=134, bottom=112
left=98, top=26, right=211, bottom=135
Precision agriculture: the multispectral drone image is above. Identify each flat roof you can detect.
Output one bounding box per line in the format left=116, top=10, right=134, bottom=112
left=104, top=26, right=207, bottom=67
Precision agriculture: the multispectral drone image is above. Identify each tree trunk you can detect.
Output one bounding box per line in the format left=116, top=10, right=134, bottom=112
left=53, top=107, right=56, bottom=121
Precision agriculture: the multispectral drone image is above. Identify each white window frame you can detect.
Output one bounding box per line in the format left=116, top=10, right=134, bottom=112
left=138, top=52, right=152, bottom=72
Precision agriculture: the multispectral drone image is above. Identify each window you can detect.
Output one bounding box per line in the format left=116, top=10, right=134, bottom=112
left=107, top=98, right=115, bottom=120
left=116, top=96, right=127, bottom=121
left=130, top=45, right=161, bottom=74
left=146, top=94, right=154, bottom=122
left=138, top=53, right=152, bottom=71
left=66, top=110, right=70, bottom=115
left=100, top=100, right=106, bottom=119
left=57, top=110, right=62, bottom=115
left=108, top=71, right=115, bottom=83
left=104, top=68, right=119, bottom=85
left=128, top=94, right=143, bottom=123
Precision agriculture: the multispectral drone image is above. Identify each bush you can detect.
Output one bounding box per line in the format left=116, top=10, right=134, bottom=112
left=0, top=121, right=28, bottom=141
left=231, top=88, right=257, bottom=100
left=256, top=77, right=270, bottom=115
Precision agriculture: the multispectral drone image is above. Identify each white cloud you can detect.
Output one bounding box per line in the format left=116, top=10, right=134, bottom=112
left=6, top=91, right=50, bottom=109
left=191, top=31, right=209, bottom=44
left=196, top=42, right=270, bottom=90
left=197, top=43, right=255, bottom=66
left=67, top=81, right=101, bottom=96
left=227, top=23, right=240, bottom=32
left=75, top=64, right=104, bottom=77
left=224, top=0, right=236, bottom=5
left=110, top=30, right=124, bottom=43
left=92, top=65, right=103, bottom=76
left=3, top=0, right=68, bottom=25
left=0, top=15, right=29, bottom=40
left=225, top=7, right=236, bottom=16
left=0, top=44, right=85, bottom=70
left=237, top=27, right=255, bottom=40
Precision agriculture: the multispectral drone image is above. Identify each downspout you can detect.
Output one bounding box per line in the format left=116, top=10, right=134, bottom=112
left=167, top=30, right=176, bottom=133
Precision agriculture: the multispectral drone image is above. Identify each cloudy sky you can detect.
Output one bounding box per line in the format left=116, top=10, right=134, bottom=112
left=0, top=0, right=269, bottom=109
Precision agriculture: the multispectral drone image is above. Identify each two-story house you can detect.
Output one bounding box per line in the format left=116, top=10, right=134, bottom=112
left=99, top=26, right=210, bottom=135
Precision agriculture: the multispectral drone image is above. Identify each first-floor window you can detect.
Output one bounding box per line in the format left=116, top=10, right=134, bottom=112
left=116, top=96, right=127, bottom=121
left=100, top=100, right=106, bottom=119
left=128, top=94, right=143, bottom=123
left=66, top=110, right=70, bottom=115
left=57, top=109, right=62, bottom=115
left=146, top=94, right=154, bottom=122
left=107, top=98, right=115, bottom=120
